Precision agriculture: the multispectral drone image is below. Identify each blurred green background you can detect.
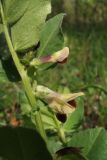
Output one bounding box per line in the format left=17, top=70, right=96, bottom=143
left=1, top=0, right=107, bottom=129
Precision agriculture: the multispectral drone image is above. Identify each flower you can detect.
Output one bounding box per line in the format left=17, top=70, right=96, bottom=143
left=30, top=47, right=69, bottom=66
left=36, top=85, right=84, bottom=114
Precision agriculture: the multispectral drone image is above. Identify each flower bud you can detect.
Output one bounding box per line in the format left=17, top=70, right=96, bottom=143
left=30, top=47, right=69, bottom=66
left=36, top=85, right=84, bottom=114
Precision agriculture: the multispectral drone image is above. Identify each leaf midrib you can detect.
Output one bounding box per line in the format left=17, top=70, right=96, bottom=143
left=86, top=128, right=102, bottom=156
left=38, top=16, right=63, bottom=57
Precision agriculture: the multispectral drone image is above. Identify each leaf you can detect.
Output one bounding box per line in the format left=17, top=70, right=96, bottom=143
left=0, top=14, right=1, bottom=24
left=40, top=103, right=60, bottom=130
left=0, top=60, right=8, bottom=82
left=0, top=31, right=9, bottom=61
left=3, top=0, right=29, bottom=25
left=0, top=24, right=3, bottom=34
left=63, top=97, right=84, bottom=132
left=11, top=0, right=51, bottom=51
left=0, top=32, right=21, bottom=82
left=68, top=128, right=107, bottom=160
left=40, top=104, right=62, bottom=130
left=1, top=57, right=21, bottom=82
left=0, top=127, right=52, bottom=160
left=19, top=91, right=32, bottom=115
left=37, top=13, right=65, bottom=57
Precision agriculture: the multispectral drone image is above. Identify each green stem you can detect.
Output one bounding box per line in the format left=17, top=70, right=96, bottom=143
left=0, top=1, right=47, bottom=143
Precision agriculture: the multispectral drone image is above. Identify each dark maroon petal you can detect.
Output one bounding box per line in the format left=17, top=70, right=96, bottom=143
left=58, top=58, right=68, bottom=64
left=68, top=100, right=76, bottom=108
left=56, top=147, right=83, bottom=156
left=56, top=113, right=67, bottom=123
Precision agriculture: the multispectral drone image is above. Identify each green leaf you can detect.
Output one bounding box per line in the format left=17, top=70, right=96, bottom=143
left=1, top=57, right=21, bottom=82
left=0, top=127, right=52, bottom=160
left=63, top=97, right=84, bottom=132
left=0, top=32, right=21, bottom=82
left=3, top=0, right=29, bottom=25
left=40, top=103, right=60, bottom=130
left=68, top=128, right=107, bottom=160
left=0, top=60, right=8, bottom=82
left=37, top=13, right=65, bottom=57
left=19, top=91, right=35, bottom=128
left=19, top=91, right=32, bottom=115
left=0, top=24, right=3, bottom=34
left=0, top=32, right=9, bottom=61
left=47, top=139, right=63, bottom=155
left=0, top=13, right=1, bottom=24
left=11, top=0, right=51, bottom=51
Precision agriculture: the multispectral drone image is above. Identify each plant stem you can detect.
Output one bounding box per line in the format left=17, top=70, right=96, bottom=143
left=0, top=1, right=47, bottom=143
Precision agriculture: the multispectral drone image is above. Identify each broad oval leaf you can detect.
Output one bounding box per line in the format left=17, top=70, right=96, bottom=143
left=11, top=0, right=51, bottom=52
left=68, top=128, right=107, bottom=160
left=37, top=13, right=65, bottom=57
left=0, top=127, right=52, bottom=160
left=3, top=0, right=29, bottom=25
